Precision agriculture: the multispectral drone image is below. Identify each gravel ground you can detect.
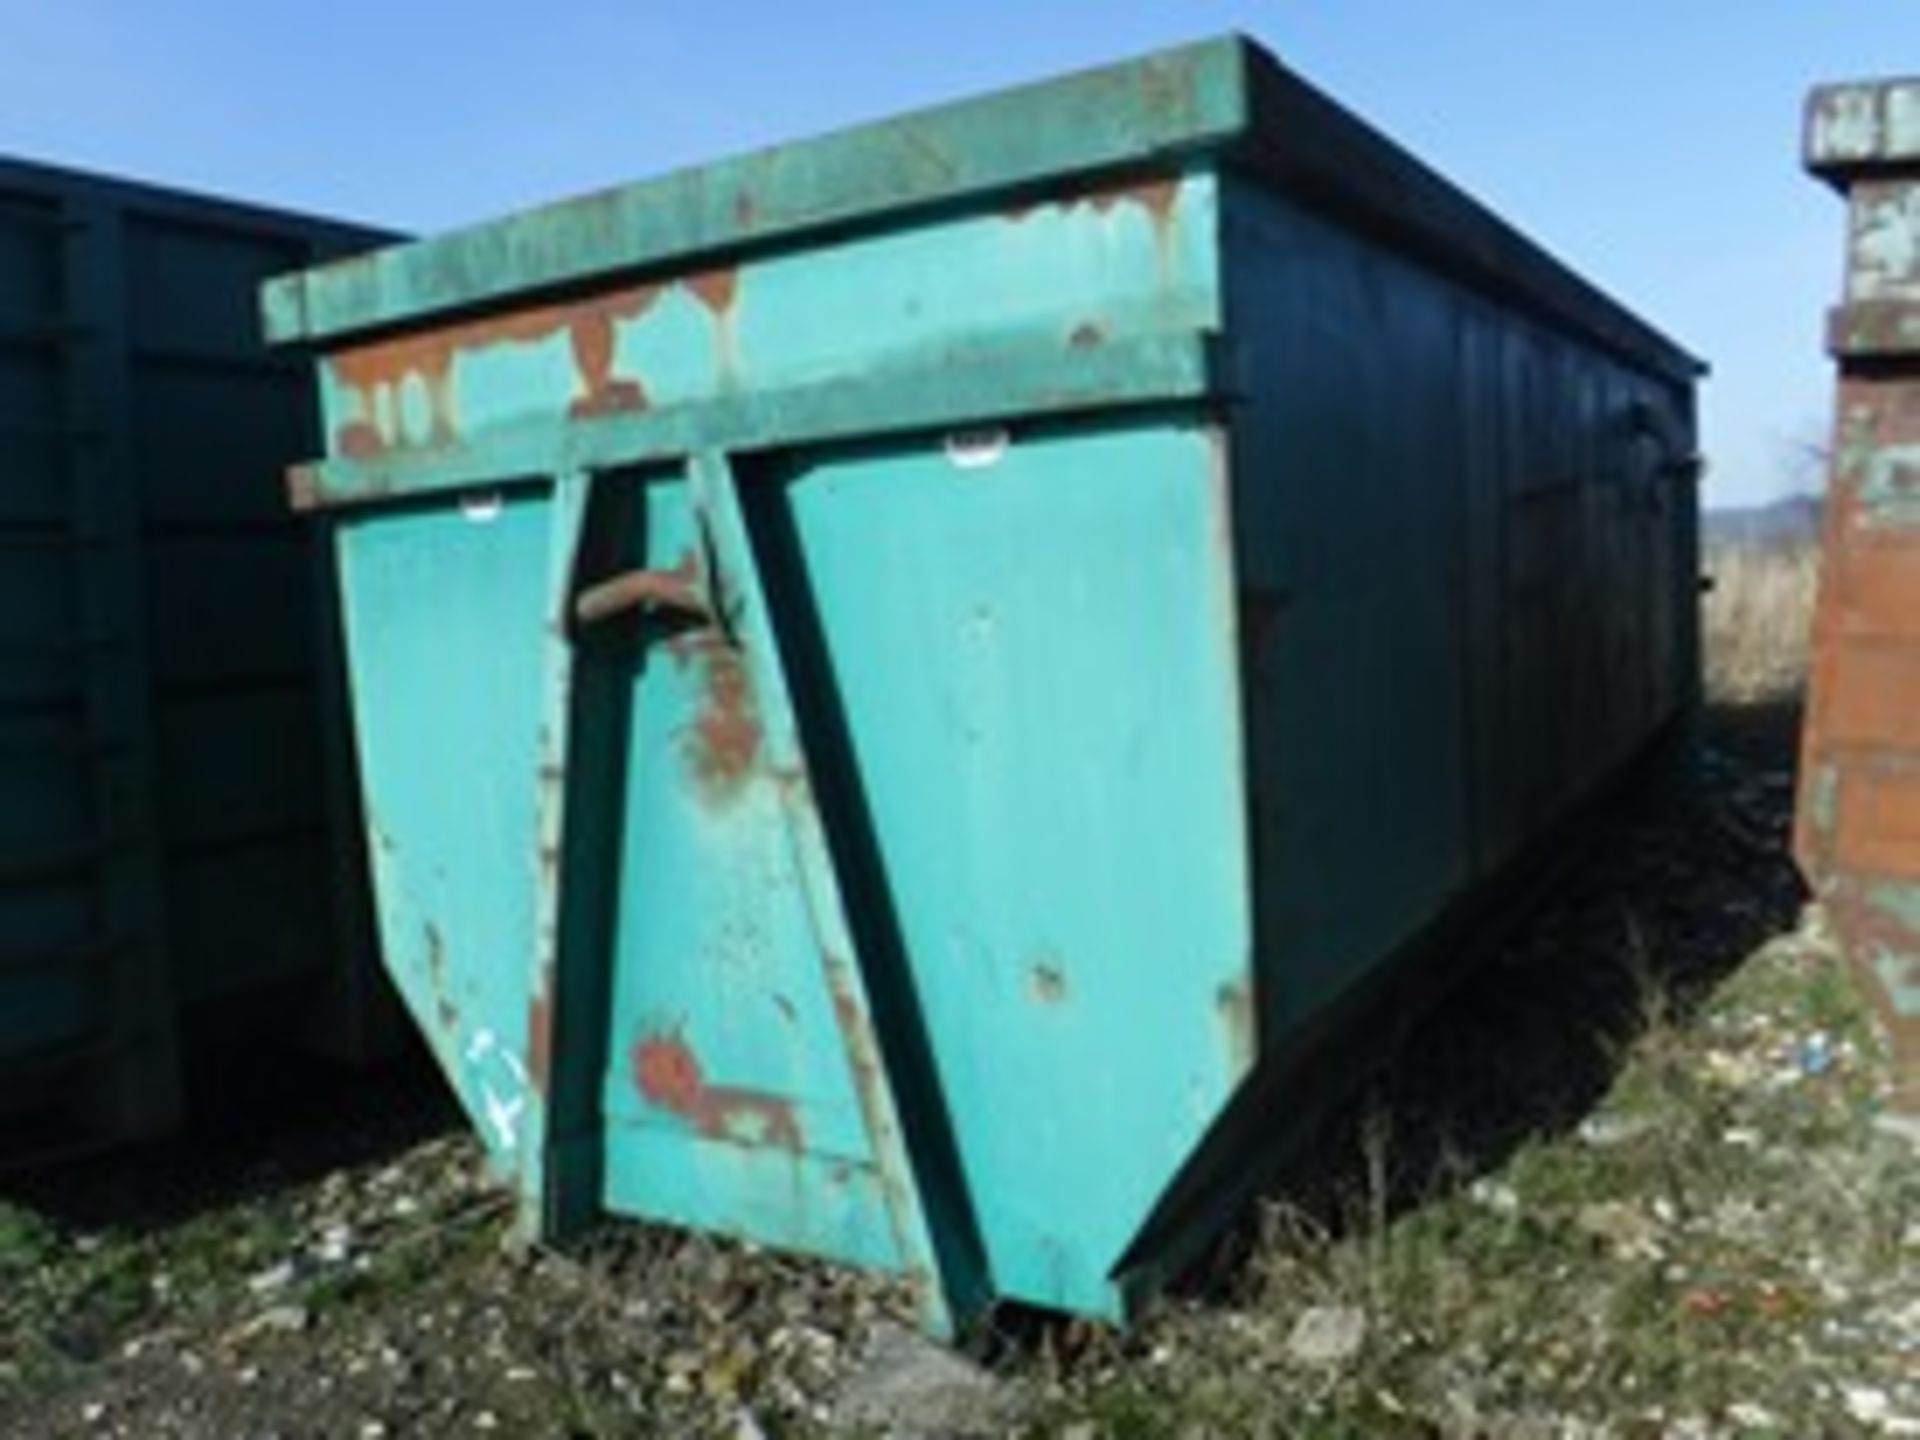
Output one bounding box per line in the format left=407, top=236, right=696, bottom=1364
left=0, top=696, right=1913, bottom=1438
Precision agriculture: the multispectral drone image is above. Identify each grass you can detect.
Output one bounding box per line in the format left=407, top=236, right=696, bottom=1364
left=7, top=538, right=1913, bottom=1437
left=1029, top=927, right=1913, bottom=1435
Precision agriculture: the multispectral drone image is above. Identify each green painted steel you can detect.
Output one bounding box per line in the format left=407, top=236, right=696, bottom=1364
left=273, top=35, right=1700, bottom=1329
left=0, top=158, right=396, bottom=1159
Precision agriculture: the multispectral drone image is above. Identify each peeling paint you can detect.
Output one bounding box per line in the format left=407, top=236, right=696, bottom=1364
left=1868, top=944, right=1920, bottom=1019
left=1813, top=88, right=1883, bottom=162
left=631, top=1031, right=802, bottom=1151
left=326, top=283, right=662, bottom=456
left=1867, top=879, right=1920, bottom=935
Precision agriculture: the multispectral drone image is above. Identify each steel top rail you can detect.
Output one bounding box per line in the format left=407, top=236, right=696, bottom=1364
left=260, top=34, right=1701, bottom=384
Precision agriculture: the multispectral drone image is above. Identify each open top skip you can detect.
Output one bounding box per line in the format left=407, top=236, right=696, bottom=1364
left=266, top=34, right=1701, bottom=1333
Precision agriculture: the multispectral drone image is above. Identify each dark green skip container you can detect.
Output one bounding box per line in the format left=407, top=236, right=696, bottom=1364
left=0, top=159, right=397, bottom=1160
left=265, top=36, right=1702, bottom=1333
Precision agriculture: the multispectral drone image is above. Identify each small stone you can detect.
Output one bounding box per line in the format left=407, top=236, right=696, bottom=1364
left=81, top=1402, right=106, bottom=1424
left=1285, top=1305, right=1367, bottom=1366
left=1844, top=1387, right=1892, bottom=1424
left=1469, top=1178, right=1521, bottom=1214
left=474, top=1412, right=499, bottom=1432
left=1577, top=1114, right=1653, bottom=1148
left=247, top=1260, right=298, bottom=1295
left=1800, top=1030, right=1836, bottom=1073
left=833, top=1321, right=1010, bottom=1437
left=1873, top=1111, right=1920, bottom=1152
left=257, top=1304, right=310, bottom=1335
left=359, top=1424, right=388, bottom=1440
left=1576, top=1202, right=1663, bottom=1260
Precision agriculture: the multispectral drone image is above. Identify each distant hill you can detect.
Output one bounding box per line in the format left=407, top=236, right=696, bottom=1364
left=1703, top=494, right=1823, bottom=547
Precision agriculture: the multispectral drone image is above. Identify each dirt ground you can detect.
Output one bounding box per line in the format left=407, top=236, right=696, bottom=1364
left=1, top=693, right=1913, bottom=1438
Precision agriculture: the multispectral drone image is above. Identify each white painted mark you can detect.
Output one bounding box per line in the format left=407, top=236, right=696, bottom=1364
left=460, top=490, right=505, bottom=523
left=481, top=1084, right=525, bottom=1153
left=945, top=427, right=1010, bottom=471
left=465, top=1028, right=526, bottom=1152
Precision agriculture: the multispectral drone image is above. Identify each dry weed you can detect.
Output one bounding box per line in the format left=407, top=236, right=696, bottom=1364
left=1702, top=541, right=1819, bottom=702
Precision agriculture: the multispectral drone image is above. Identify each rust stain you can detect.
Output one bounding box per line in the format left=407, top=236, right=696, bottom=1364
left=1086, top=174, right=1180, bottom=225
left=685, top=266, right=739, bottom=315
left=826, top=985, right=891, bottom=1140
left=285, top=464, right=323, bottom=511
left=1835, top=766, right=1920, bottom=876
left=424, top=923, right=460, bottom=1038
left=1822, top=641, right=1920, bottom=748
left=526, top=984, right=553, bottom=1094
left=327, top=283, right=661, bottom=456
left=630, top=1032, right=802, bottom=1151
left=337, top=423, right=386, bottom=461
left=566, top=309, right=649, bottom=419
left=681, top=638, right=763, bottom=801
left=1002, top=172, right=1180, bottom=227
left=1028, top=960, right=1068, bottom=1005
left=821, top=975, right=929, bottom=1286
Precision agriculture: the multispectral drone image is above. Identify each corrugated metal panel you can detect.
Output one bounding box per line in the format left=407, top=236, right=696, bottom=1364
left=0, top=159, right=398, bottom=1158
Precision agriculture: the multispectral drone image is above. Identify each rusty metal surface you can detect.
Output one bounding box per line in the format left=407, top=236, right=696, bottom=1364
left=274, top=35, right=1699, bottom=1334
left=1799, top=78, right=1920, bottom=1112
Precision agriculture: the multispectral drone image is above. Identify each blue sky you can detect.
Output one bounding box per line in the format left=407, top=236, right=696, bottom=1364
left=5, top=2, right=1913, bottom=507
